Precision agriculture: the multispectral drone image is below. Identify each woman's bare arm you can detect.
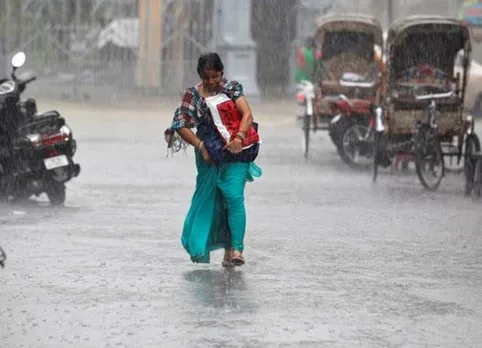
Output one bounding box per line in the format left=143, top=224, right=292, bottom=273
left=177, top=127, right=213, bottom=163
left=235, top=96, right=254, bottom=135
left=177, top=127, right=202, bottom=148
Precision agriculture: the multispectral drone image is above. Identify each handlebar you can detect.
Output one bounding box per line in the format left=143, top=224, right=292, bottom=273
left=20, top=76, right=37, bottom=86
left=415, top=91, right=454, bottom=101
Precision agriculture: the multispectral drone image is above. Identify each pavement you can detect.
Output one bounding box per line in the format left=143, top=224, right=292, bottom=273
left=0, top=99, right=481, bottom=348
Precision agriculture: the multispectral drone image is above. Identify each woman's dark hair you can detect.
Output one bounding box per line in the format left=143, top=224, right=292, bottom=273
left=197, top=52, right=224, bottom=76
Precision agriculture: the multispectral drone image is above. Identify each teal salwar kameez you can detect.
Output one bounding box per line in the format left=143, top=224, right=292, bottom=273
left=181, top=150, right=262, bottom=263
left=167, top=79, right=262, bottom=264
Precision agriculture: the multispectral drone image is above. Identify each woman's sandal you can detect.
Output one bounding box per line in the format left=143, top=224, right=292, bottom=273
left=231, top=250, right=245, bottom=266
left=222, top=249, right=234, bottom=268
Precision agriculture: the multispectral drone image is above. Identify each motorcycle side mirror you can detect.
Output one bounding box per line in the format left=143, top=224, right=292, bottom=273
left=11, top=52, right=26, bottom=68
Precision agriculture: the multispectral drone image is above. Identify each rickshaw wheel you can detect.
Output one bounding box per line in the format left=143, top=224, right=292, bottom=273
left=372, top=132, right=388, bottom=182
left=465, top=133, right=481, bottom=162
left=445, top=133, right=481, bottom=173
left=302, top=113, right=311, bottom=159
left=372, top=134, right=380, bottom=183
left=475, top=158, right=482, bottom=198
left=329, top=132, right=338, bottom=147
left=414, top=136, right=445, bottom=192
left=328, top=115, right=346, bottom=148
left=466, top=152, right=482, bottom=198
left=463, top=134, right=481, bottom=195
left=338, top=120, right=374, bottom=171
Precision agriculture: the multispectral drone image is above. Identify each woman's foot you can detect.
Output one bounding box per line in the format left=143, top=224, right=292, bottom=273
left=231, top=250, right=245, bottom=266
left=222, top=248, right=234, bottom=268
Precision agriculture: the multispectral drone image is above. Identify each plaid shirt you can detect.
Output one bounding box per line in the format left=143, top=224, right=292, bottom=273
left=169, top=79, right=244, bottom=130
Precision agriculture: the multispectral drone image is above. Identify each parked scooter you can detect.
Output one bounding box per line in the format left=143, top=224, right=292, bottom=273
left=0, top=52, right=81, bottom=205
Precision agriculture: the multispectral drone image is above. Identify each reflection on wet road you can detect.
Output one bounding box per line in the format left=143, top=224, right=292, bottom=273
left=1, top=103, right=481, bottom=347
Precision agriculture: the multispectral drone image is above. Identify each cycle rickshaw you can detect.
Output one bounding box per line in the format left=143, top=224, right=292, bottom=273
left=373, top=16, right=479, bottom=191
left=298, top=13, right=384, bottom=170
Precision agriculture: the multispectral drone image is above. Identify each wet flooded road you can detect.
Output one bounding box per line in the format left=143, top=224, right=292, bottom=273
left=1, top=101, right=481, bottom=347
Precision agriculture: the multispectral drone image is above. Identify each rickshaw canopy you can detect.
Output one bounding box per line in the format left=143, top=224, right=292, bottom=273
left=314, top=13, right=384, bottom=48
left=386, top=15, right=472, bottom=79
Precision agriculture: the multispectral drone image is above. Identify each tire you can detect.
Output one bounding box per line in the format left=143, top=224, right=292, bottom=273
left=0, top=245, right=5, bottom=268
left=328, top=116, right=345, bottom=148
left=329, top=130, right=339, bottom=148
left=372, top=132, right=381, bottom=183
left=445, top=133, right=481, bottom=173
left=414, top=130, right=445, bottom=192
left=464, top=135, right=481, bottom=196
left=474, top=158, right=482, bottom=198
left=302, top=113, right=311, bottom=159
left=465, top=133, right=481, bottom=159
left=46, top=181, right=66, bottom=206
left=337, top=120, right=374, bottom=170
left=328, top=115, right=348, bottom=148
left=464, top=157, right=473, bottom=196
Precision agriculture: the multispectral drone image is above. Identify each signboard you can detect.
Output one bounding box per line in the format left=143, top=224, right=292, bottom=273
left=459, top=0, right=482, bottom=42
left=459, top=0, right=482, bottom=26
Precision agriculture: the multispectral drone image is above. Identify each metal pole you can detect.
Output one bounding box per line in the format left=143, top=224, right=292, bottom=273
left=144, top=0, right=150, bottom=91
left=211, top=0, right=219, bottom=51
left=387, top=0, right=393, bottom=26
left=72, top=0, right=82, bottom=100
left=4, top=1, right=11, bottom=73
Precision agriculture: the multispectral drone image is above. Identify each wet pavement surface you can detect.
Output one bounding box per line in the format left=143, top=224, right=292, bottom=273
left=1, top=101, right=481, bottom=348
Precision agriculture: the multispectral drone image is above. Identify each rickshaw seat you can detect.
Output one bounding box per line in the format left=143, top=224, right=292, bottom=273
left=389, top=94, right=463, bottom=134
left=321, top=80, right=377, bottom=97
left=324, top=53, right=372, bottom=80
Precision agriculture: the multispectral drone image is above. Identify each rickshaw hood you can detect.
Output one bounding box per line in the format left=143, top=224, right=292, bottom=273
left=314, top=13, right=384, bottom=47
left=387, top=15, right=471, bottom=49
left=386, top=16, right=471, bottom=79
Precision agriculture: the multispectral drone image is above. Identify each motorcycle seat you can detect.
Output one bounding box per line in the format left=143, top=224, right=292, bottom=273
left=33, top=110, right=61, bottom=120
left=19, top=111, right=65, bottom=136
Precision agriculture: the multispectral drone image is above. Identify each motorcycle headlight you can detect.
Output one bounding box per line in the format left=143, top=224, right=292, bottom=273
left=60, top=125, right=72, bottom=136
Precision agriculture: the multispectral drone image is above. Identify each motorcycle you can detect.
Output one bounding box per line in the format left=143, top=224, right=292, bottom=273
left=0, top=52, right=81, bottom=205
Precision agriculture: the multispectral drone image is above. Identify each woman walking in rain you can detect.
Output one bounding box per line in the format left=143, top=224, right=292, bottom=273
left=165, top=52, right=262, bottom=267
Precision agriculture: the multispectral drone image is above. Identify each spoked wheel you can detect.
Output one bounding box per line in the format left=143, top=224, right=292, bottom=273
left=302, top=113, right=311, bottom=159
left=464, top=140, right=482, bottom=196
left=328, top=114, right=344, bottom=148
left=465, top=133, right=481, bottom=165
left=372, top=132, right=381, bottom=182
left=444, top=133, right=481, bottom=173
left=329, top=130, right=339, bottom=147
left=464, top=156, right=474, bottom=196
left=372, top=132, right=391, bottom=183
left=338, top=121, right=374, bottom=170
left=414, top=133, right=445, bottom=192
left=474, top=158, right=482, bottom=198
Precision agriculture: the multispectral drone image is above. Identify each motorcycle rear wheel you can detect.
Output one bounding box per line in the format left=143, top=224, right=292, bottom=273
left=46, top=181, right=66, bottom=206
